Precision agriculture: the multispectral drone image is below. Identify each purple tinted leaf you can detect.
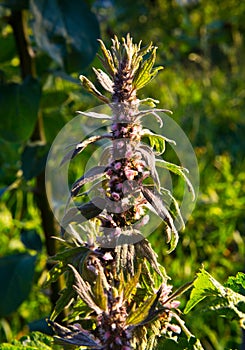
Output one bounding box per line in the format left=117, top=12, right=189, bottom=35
left=141, top=186, right=179, bottom=252
left=60, top=135, right=103, bottom=166
left=71, top=166, right=107, bottom=197
left=49, top=320, right=102, bottom=348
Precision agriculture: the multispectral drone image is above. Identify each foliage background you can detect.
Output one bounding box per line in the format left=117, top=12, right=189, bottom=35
left=0, top=0, right=244, bottom=349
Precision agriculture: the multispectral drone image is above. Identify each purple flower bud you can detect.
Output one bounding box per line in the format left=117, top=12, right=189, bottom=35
left=107, top=168, right=113, bottom=176
left=125, top=169, right=138, bottom=180
left=114, top=162, right=122, bottom=170
left=112, top=192, right=120, bottom=201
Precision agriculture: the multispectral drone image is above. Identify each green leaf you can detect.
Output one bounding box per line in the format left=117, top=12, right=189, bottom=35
left=184, top=268, right=245, bottom=329
left=30, top=0, right=100, bottom=73
left=69, top=264, right=102, bottom=314
left=79, top=75, right=110, bottom=103
left=141, top=129, right=175, bottom=156
left=0, top=77, right=41, bottom=142
left=156, top=159, right=195, bottom=201
left=0, top=253, right=36, bottom=317
left=124, top=264, right=142, bottom=302
left=0, top=331, right=54, bottom=349
left=92, top=272, right=108, bottom=311
left=133, top=47, right=163, bottom=89
left=126, top=293, right=157, bottom=326
left=21, top=229, right=43, bottom=252
left=225, top=272, right=245, bottom=295
left=21, top=144, right=48, bottom=180
left=50, top=272, right=75, bottom=321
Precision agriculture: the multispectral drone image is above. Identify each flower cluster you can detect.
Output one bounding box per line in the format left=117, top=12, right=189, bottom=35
left=48, top=34, right=194, bottom=350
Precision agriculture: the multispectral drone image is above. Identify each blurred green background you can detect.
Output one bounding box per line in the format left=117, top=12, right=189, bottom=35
left=0, top=0, right=244, bottom=349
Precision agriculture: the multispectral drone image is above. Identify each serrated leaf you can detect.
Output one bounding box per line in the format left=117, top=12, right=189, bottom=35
left=184, top=268, right=245, bottom=329
left=225, top=272, right=245, bottom=295
left=79, top=75, right=110, bottom=103
left=156, top=159, right=195, bottom=201
left=133, top=47, right=163, bottom=90
left=69, top=264, right=102, bottom=314
left=184, top=268, right=220, bottom=314
left=126, top=293, right=157, bottom=326
left=124, top=264, right=142, bottom=302
left=61, top=197, right=106, bottom=235
left=135, top=239, right=162, bottom=277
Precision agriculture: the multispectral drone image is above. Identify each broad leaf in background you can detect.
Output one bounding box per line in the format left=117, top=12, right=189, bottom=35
left=0, top=253, right=36, bottom=317
left=30, top=0, right=100, bottom=73
left=0, top=0, right=29, bottom=11
left=21, top=143, right=49, bottom=181
left=21, top=229, right=43, bottom=252
left=0, top=77, right=41, bottom=143
left=184, top=268, right=245, bottom=329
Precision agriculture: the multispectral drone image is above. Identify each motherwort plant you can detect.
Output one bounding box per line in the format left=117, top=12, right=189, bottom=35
left=47, top=34, right=198, bottom=349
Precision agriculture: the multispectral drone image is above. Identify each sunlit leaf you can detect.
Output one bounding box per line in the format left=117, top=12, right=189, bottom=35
left=156, top=159, right=195, bottom=201
left=79, top=75, right=110, bottom=103
left=69, top=264, right=102, bottom=314
left=92, top=68, right=114, bottom=93
left=133, top=47, right=163, bottom=90
left=126, top=293, right=157, bottom=326
left=184, top=268, right=245, bottom=329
